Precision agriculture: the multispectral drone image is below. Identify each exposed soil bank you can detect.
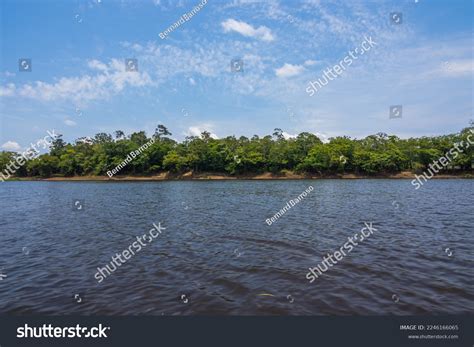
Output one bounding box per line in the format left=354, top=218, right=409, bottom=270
left=9, top=170, right=474, bottom=181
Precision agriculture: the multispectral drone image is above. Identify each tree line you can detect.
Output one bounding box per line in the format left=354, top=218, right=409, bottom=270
left=1, top=123, right=473, bottom=178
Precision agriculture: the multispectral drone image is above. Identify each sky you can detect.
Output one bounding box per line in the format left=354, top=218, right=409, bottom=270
left=0, top=0, right=473, bottom=152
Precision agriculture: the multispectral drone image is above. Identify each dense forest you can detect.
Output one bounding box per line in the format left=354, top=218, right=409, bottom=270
left=1, top=123, right=473, bottom=178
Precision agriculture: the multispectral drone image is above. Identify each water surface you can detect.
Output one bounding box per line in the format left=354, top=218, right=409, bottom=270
left=0, top=180, right=472, bottom=315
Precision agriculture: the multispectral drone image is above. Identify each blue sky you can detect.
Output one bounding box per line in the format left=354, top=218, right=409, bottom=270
left=0, top=0, right=472, bottom=151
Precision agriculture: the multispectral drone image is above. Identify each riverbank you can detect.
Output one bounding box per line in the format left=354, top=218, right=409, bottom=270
left=6, top=170, right=474, bottom=181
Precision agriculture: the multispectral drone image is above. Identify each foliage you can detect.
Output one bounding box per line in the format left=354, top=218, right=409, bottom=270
left=1, top=124, right=473, bottom=178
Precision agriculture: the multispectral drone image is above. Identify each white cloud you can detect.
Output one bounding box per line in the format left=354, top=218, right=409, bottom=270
left=120, top=42, right=144, bottom=52
left=87, top=59, right=108, bottom=72
left=282, top=131, right=297, bottom=139
left=1, top=141, right=21, bottom=151
left=185, top=125, right=219, bottom=139
left=1, top=59, right=152, bottom=103
left=189, top=77, right=196, bottom=85
left=439, top=60, right=473, bottom=77
left=64, top=119, right=77, bottom=126
left=221, top=19, right=274, bottom=42
left=275, top=63, right=305, bottom=77
left=0, top=83, right=15, bottom=97
left=76, top=136, right=94, bottom=144
left=314, top=132, right=330, bottom=143
left=304, top=60, right=320, bottom=66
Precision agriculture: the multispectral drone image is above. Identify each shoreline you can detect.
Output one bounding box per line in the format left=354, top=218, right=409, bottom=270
left=6, top=171, right=474, bottom=181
